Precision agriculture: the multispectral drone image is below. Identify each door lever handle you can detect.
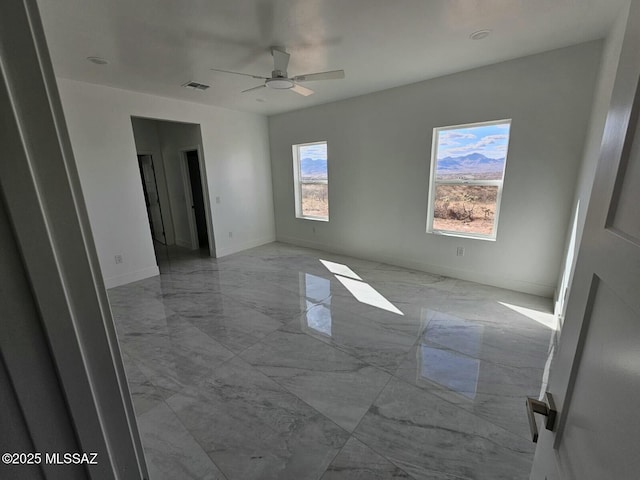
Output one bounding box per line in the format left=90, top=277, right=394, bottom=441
left=526, top=392, right=557, bottom=443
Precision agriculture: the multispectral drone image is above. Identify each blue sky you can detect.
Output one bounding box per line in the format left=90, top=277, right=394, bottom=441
left=299, top=143, right=327, bottom=160
left=437, top=123, right=510, bottom=159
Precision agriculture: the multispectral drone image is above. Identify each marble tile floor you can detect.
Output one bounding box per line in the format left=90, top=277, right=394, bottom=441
left=108, top=242, right=556, bottom=480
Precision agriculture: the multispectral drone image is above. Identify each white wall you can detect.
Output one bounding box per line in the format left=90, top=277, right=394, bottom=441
left=58, top=79, right=275, bottom=287
left=156, top=121, right=205, bottom=249
left=269, top=42, right=603, bottom=297
left=554, top=1, right=630, bottom=320
left=130, top=117, right=176, bottom=245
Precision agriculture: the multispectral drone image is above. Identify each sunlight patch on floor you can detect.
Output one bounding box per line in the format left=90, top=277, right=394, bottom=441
left=499, top=302, right=557, bottom=330
left=319, top=259, right=362, bottom=280
left=335, top=275, right=404, bottom=315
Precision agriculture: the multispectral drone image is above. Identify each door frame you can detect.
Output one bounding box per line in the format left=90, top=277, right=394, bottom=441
left=179, top=145, right=216, bottom=256
left=0, top=0, right=148, bottom=477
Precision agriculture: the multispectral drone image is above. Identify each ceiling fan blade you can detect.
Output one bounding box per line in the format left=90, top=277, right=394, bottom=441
left=210, top=68, right=268, bottom=80
left=291, top=83, right=314, bottom=97
left=293, top=70, right=345, bottom=82
left=241, top=84, right=267, bottom=94
left=272, top=47, right=290, bottom=73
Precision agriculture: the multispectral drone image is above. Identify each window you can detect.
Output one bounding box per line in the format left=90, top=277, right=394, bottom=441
left=293, top=141, right=329, bottom=221
left=427, top=120, right=511, bottom=240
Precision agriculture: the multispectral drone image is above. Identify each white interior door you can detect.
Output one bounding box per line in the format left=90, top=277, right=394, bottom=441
left=530, top=2, right=640, bottom=478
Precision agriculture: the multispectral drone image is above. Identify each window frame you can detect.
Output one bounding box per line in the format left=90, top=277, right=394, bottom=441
left=426, top=119, right=512, bottom=241
left=292, top=140, right=329, bottom=222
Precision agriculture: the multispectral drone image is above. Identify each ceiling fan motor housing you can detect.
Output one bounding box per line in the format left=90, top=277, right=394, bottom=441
left=267, top=71, right=294, bottom=89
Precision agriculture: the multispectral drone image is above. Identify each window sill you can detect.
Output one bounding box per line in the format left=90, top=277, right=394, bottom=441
left=427, top=229, right=496, bottom=241
left=297, top=216, right=329, bottom=222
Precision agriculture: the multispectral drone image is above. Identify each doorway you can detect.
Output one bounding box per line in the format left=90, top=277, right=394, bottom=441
left=182, top=148, right=211, bottom=254
left=130, top=117, right=216, bottom=263
left=137, top=154, right=166, bottom=245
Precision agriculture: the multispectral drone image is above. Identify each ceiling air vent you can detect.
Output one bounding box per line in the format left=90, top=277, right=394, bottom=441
left=181, top=81, right=210, bottom=91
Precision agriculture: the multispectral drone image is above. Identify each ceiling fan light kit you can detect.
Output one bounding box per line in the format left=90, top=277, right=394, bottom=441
left=266, top=77, right=294, bottom=89
left=211, top=46, right=345, bottom=97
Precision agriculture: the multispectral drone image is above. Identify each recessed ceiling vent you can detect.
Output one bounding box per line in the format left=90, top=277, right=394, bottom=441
left=181, top=81, right=210, bottom=91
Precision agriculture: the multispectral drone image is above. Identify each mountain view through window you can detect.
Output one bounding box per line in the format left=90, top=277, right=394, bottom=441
left=297, top=142, right=328, bottom=219
left=430, top=121, right=511, bottom=238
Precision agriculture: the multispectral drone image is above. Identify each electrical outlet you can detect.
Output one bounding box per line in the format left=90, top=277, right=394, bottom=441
left=229, top=231, right=233, bottom=238
left=456, top=247, right=465, bottom=257
left=216, top=196, right=221, bottom=204
left=114, top=254, right=123, bottom=264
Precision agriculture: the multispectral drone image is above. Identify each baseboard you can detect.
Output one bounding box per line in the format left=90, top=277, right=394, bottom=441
left=276, top=234, right=554, bottom=297
left=104, top=265, right=159, bottom=288
left=216, top=235, right=276, bottom=258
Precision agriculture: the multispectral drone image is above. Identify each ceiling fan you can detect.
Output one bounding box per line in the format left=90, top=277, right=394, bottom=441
left=211, top=47, right=345, bottom=96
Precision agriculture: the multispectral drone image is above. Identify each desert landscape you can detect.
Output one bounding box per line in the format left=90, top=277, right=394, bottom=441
left=433, top=184, right=497, bottom=235
left=301, top=183, right=329, bottom=218
left=296, top=129, right=507, bottom=232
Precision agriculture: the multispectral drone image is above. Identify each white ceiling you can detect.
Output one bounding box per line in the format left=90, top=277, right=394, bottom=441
left=37, top=0, right=625, bottom=116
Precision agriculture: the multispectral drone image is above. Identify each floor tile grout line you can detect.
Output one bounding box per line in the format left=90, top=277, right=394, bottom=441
left=274, top=299, right=433, bottom=378
left=244, top=316, right=401, bottom=380
left=159, top=393, right=232, bottom=480
left=239, top=320, right=390, bottom=379
left=179, top=342, right=352, bottom=438
left=310, top=275, right=538, bottom=469
left=164, top=291, right=297, bottom=361
left=313, top=434, right=351, bottom=480
left=314, top=436, right=369, bottom=480
left=230, top=314, right=411, bottom=454
left=384, top=367, right=538, bottom=446
left=210, top=330, right=395, bottom=477
left=126, top=329, right=231, bottom=479
left=392, top=300, right=546, bottom=439
left=342, top=373, right=420, bottom=480
left=407, top=336, right=550, bottom=373
left=205, top=351, right=356, bottom=477
left=348, top=396, right=514, bottom=480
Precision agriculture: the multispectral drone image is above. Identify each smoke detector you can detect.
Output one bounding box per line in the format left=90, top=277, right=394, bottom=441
left=469, top=30, right=491, bottom=40
left=87, top=56, right=109, bottom=65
